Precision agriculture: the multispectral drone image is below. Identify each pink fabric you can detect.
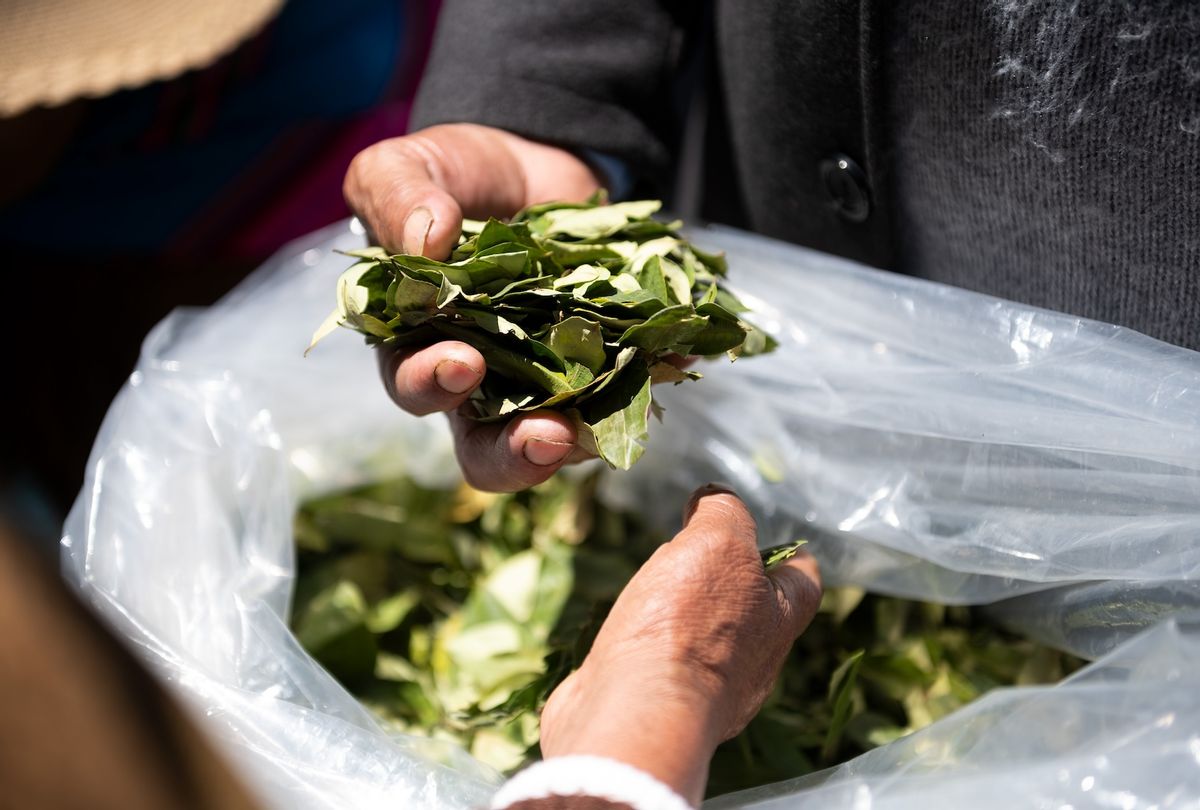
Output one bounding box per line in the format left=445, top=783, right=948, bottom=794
left=225, top=101, right=412, bottom=257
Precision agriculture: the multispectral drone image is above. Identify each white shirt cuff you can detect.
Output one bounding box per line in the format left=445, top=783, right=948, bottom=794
left=490, top=755, right=693, bottom=810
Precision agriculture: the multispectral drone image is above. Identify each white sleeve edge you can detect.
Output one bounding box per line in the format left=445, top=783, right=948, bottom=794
left=489, top=755, right=693, bottom=810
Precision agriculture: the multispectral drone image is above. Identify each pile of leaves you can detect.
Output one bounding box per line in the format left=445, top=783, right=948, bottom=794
left=291, top=473, right=1084, bottom=798
left=309, top=195, right=774, bottom=469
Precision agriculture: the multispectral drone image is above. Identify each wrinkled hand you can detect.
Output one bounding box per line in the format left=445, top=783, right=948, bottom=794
left=344, top=123, right=602, bottom=491
left=539, top=486, right=823, bottom=805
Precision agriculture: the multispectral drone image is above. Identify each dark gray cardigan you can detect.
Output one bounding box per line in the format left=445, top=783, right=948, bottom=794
left=412, top=0, right=1200, bottom=350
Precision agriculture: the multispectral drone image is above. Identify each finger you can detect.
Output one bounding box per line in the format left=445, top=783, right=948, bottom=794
left=677, top=485, right=758, bottom=553
left=345, top=141, right=464, bottom=257
left=767, top=550, right=823, bottom=638
left=450, top=410, right=578, bottom=492
left=379, top=342, right=485, bottom=416
left=343, top=126, right=530, bottom=257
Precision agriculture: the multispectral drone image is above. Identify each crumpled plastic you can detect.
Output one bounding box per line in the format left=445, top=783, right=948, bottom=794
left=63, top=219, right=1200, bottom=808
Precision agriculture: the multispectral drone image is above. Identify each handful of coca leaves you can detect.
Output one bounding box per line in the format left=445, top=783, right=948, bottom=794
left=310, top=195, right=775, bottom=469
left=291, top=473, right=1084, bottom=797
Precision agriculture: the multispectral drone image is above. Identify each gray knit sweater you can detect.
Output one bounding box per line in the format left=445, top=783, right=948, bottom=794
left=886, top=0, right=1200, bottom=350
left=412, top=0, right=1200, bottom=350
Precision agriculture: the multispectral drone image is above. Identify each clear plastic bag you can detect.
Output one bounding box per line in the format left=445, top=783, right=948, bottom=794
left=710, top=612, right=1200, bottom=809
left=62, top=220, right=1200, bottom=808
left=612, top=225, right=1200, bottom=658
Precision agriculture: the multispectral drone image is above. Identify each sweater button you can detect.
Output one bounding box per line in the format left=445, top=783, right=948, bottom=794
left=820, top=154, right=870, bottom=223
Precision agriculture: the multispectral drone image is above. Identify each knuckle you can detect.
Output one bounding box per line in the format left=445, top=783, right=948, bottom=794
left=346, top=142, right=388, bottom=189
left=390, top=363, right=424, bottom=403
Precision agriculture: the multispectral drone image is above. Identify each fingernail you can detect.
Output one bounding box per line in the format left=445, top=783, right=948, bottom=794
left=402, top=206, right=434, bottom=255
left=434, top=359, right=482, bottom=394
left=683, top=482, right=738, bottom=524
left=523, top=437, right=574, bottom=467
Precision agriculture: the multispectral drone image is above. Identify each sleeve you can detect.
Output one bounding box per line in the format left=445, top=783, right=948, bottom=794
left=489, top=755, right=694, bottom=810
left=410, top=0, right=700, bottom=188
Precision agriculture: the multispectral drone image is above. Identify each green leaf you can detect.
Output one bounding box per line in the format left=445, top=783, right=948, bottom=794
left=366, top=589, right=420, bottom=634
left=822, top=649, right=865, bottom=761
left=314, top=196, right=776, bottom=470
left=620, top=217, right=683, bottom=239
left=435, top=273, right=468, bottom=308
left=536, top=206, right=631, bottom=240
left=733, top=324, right=779, bottom=358
left=761, top=539, right=808, bottom=568
left=553, top=265, right=611, bottom=289
left=634, top=255, right=671, bottom=303
left=626, top=236, right=681, bottom=274
left=458, top=308, right=528, bottom=339
left=293, top=580, right=378, bottom=683
left=821, top=586, right=867, bottom=625
left=618, top=305, right=708, bottom=353
left=479, top=274, right=551, bottom=299
left=659, top=258, right=693, bottom=306
left=578, top=346, right=637, bottom=401
left=585, top=289, right=671, bottom=319
left=290, top=465, right=1087, bottom=787
left=690, top=302, right=750, bottom=355
left=307, top=260, right=383, bottom=353
left=306, top=307, right=343, bottom=356
left=392, top=256, right=474, bottom=290
left=294, top=580, right=368, bottom=651
left=607, top=199, right=665, bottom=220
left=544, top=239, right=623, bottom=265
left=535, top=200, right=662, bottom=240
left=547, top=316, right=607, bottom=374
left=529, top=547, right=574, bottom=636
left=696, top=299, right=741, bottom=323
left=459, top=217, right=487, bottom=236
left=474, top=219, right=538, bottom=252
left=461, top=246, right=534, bottom=285
left=339, top=246, right=390, bottom=260
left=389, top=273, right=439, bottom=312
left=714, top=286, right=750, bottom=313
left=577, top=364, right=653, bottom=469
left=431, top=321, right=573, bottom=395
left=691, top=245, right=729, bottom=276
left=345, top=311, right=396, bottom=340
left=511, top=195, right=605, bottom=221
left=478, top=551, right=544, bottom=625
left=563, top=360, right=597, bottom=390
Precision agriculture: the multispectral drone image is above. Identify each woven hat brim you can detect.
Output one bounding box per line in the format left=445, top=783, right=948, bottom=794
left=0, top=0, right=286, bottom=117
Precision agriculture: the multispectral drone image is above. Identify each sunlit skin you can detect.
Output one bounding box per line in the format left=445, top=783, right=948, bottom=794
left=345, top=124, right=602, bottom=493
left=345, top=130, right=823, bottom=805
left=537, top=487, right=821, bottom=805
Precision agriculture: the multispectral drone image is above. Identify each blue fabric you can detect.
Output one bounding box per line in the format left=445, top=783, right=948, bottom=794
left=0, top=0, right=405, bottom=254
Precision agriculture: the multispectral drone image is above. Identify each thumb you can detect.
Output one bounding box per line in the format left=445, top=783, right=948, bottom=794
left=343, top=138, right=466, bottom=258
left=342, top=125, right=528, bottom=258
left=678, top=484, right=758, bottom=553
left=767, top=550, right=823, bottom=639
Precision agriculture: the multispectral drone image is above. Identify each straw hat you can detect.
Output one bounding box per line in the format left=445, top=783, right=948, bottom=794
left=0, top=0, right=286, bottom=117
